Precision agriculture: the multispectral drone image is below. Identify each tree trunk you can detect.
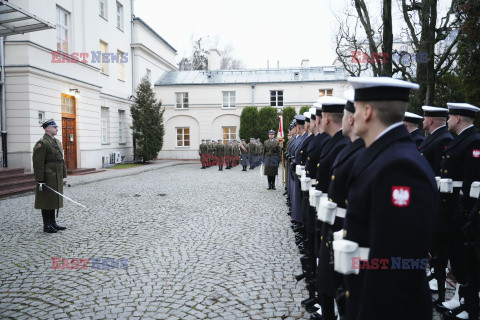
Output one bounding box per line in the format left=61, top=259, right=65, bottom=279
left=382, top=0, right=393, bottom=76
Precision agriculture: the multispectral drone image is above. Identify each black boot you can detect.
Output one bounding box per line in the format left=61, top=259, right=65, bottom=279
left=42, top=210, right=57, bottom=233
left=50, top=211, right=66, bottom=230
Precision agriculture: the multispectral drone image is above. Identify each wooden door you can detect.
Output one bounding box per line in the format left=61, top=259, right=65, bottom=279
left=61, top=94, right=77, bottom=169
left=62, top=117, right=77, bottom=169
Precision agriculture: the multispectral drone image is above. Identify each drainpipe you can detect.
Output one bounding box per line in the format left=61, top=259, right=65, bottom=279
left=251, top=84, right=255, bottom=107
left=131, top=0, right=135, bottom=93
left=1, top=37, right=7, bottom=167
left=130, top=0, right=136, bottom=160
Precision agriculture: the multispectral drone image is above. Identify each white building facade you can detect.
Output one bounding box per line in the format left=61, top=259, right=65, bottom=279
left=155, top=63, right=349, bottom=159
left=1, top=0, right=176, bottom=171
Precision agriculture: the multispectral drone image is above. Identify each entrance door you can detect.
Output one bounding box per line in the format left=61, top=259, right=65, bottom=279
left=61, top=94, right=77, bottom=169
left=62, top=117, right=77, bottom=169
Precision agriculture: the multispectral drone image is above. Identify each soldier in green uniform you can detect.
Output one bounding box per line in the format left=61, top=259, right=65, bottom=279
left=247, top=138, right=256, bottom=169
left=263, top=130, right=281, bottom=190
left=224, top=140, right=232, bottom=169
left=32, top=119, right=67, bottom=233
left=215, top=139, right=225, bottom=171
left=199, top=139, right=207, bottom=169
left=240, top=139, right=249, bottom=171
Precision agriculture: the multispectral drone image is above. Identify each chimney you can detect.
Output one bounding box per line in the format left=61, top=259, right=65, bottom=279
left=207, top=49, right=221, bottom=71
left=301, top=59, right=309, bottom=69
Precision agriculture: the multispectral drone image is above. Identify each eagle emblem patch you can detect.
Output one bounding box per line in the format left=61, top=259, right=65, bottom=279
left=392, top=186, right=410, bottom=207
left=472, top=150, right=480, bottom=158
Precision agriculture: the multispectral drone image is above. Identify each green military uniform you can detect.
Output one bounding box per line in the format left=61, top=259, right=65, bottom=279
left=199, top=140, right=207, bottom=169
left=215, top=140, right=225, bottom=170
left=247, top=139, right=256, bottom=169
left=33, top=119, right=67, bottom=233
left=224, top=142, right=232, bottom=169
left=264, top=131, right=281, bottom=189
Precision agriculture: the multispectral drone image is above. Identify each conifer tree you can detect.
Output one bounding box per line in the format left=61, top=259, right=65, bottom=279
left=130, top=76, right=164, bottom=162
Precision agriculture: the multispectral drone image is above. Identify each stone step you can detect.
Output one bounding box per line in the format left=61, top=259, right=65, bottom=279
left=0, top=184, right=36, bottom=198
left=0, top=168, right=24, bottom=177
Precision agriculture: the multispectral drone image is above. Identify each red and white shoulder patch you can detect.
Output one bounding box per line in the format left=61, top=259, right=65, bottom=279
left=392, top=186, right=410, bottom=207
left=472, top=150, right=480, bottom=158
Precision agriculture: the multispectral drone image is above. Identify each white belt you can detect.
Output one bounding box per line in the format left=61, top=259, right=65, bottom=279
left=333, top=239, right=370, bottom=275
left=470, top=181, right=480, bottom=198
left=336, top=207, right=346, bottom=218
left=438, top=178, right=462, bottom=193
left=333, top=229, right=344, bottom=241
left=295, top=165, right=302, bottom=176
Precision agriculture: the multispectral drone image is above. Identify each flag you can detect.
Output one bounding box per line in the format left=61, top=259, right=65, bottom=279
left=277, top=115, right=284, bottom=142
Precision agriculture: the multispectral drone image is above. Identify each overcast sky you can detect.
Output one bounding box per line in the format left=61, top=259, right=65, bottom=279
left=134, top=0, right=341, bottom=69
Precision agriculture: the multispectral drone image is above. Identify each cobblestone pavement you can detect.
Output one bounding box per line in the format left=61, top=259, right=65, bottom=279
left=0, top=162, right=309, bottom=320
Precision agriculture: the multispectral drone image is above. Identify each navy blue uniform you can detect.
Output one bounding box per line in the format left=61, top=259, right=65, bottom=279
left=418, top=126, right=453, bottom=176
left=410, top=128, right=425, bottom=148
left=343, top=124, right=436, bottom=320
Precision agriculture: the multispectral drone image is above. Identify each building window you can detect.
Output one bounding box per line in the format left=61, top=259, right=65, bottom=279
left=56, top=6, right=70, bottom=53
left=319, top=89, right=333, bottom=97
left=176, top=127, right=190, bottom=147
left=146, top=68, right=151, bottom=82
left=38, top=111, right=45, bottom=124
left=222, top=91, right=236, bottom=108
left=99, top=0, right=107, bottom=19
left=117, top=50, right=125, bottom=81
left=116, top=1, right=124, bottom=30
left=100, top=41, right=109, bottom=74
left=175, top=92, right=189, bottom=109
left=118, top=110, right=125, bottom=143
left=101, top=107, right=109, bottom=143
left=61, top=95, right=75, bottom=115
left=270, top=90, right=283, bottom=107
left=222, top=126, right=236, bottom=144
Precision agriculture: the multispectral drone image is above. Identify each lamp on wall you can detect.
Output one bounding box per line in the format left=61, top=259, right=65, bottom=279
left=69, top=88, right=80, bottom=99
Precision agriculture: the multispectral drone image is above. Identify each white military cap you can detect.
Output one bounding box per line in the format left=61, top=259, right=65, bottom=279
left=348, top=77, right=419, bottom=102
left=403, top=112, right=423, bottom=124
left=318, top=96, right=347, bottom=113
left=421, top=106, right=448, bottom=118
left=447, top=102, right=480, bottom=118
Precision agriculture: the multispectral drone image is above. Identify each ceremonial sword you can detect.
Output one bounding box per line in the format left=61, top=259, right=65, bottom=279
left=38, top=183, right=86, bottom=208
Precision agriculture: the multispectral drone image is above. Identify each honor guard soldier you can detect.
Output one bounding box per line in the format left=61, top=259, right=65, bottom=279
left=240, top=139, right=249, bottom=171
left=403, top=111, right=425, bottom=148
left=434, top=103, right=480, bottom=320
left=334, top=77, right=437, bottom=320
left=247, top=138, right=256, bottom=169
left=224, top=140, right=232, bottom=169
left=312, top=96, right=350, bottom=318
left=263, top=130, right=281, bottom=190
left=291, top=115, right=307, bottom=228
left=33, top=119, right=68, bottom=233
left=199, top=139, right=208, bottom=169
left=300, top=105, right=333, bottom=313
left=419, top=106, right=453, bottom=176
left=215, top=139, right=225, bottom=171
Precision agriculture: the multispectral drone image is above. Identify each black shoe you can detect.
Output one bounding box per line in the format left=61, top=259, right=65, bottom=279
left=302, top=297, right=318, bottom=307
left=52, top=223, right=66, bottom=230
left=443, top=304, right=467, bottom=320
left=295, top=273, right=306, bottom=281
left=201, top=166, right=206, bottom=169
left=310, top=312, right=324, bottom=320
left=43, top=224, right=57, bottom=233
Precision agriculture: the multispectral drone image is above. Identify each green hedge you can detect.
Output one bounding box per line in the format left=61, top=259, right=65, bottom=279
left=239, top=106, right=259, bottom=141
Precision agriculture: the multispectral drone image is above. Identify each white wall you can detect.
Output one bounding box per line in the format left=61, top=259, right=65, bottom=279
left=155, top=80, right=349, bottom=159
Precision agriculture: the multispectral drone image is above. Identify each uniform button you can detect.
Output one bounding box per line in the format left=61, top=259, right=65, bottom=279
left=331, top=175, right=335, bottom=181
left=343, top=230, right=347, bottom=238
left=321, top=236, right=323, bottom=241
left=346, top=291, right=350, bottom=298
left=300, top=151, right=303, bottom=154
left=317, top=164, right=320, bottom=168
left=326, top=243, right=329, bottom=247
left=316, top=182, right=319, bottom=185
left=345, top=200, right=348, bottom=206
left=307, top=171, right=309, bottom=174
left=444, top=170, right=448, bottom=174
left=443, top=199, right=446, bottom=203
left=329, top=198, right=333, bottom=202
left=308, top=157, right=310, bottom=160
left=420, top=153, right=423, bottom=156
left=447, top=155, right=450, bottom=159
left=442, top=156, right=445, bottom=159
